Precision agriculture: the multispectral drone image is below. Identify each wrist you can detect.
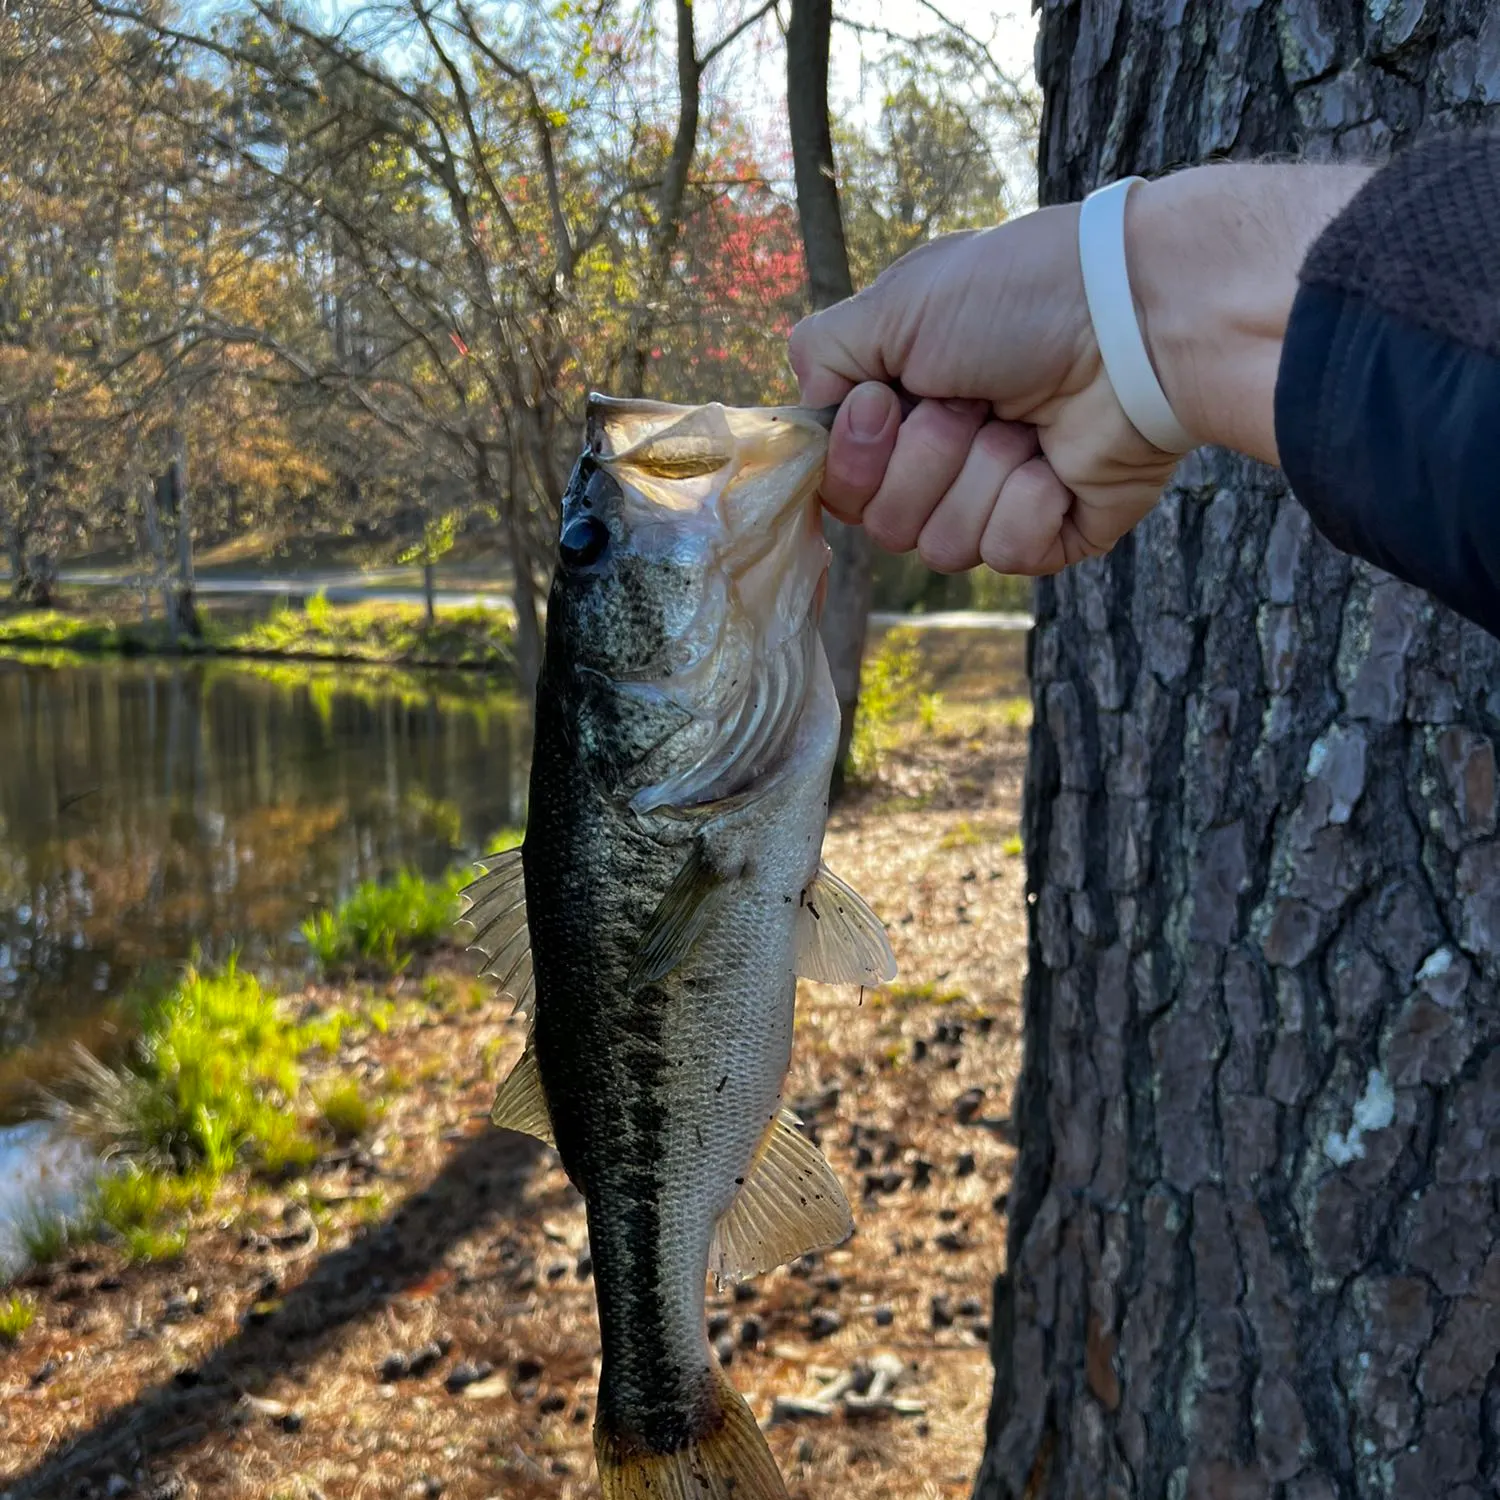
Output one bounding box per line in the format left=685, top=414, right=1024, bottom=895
left=1127, top=163, right=1373, bottom=464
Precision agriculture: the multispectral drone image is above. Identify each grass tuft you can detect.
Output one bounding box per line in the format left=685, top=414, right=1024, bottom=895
left=16, top=1206, right=80, bottom=1267
left=71, top=960, right=319, bottom=1184
left=317, top=1080, right=376, bottom=1143
left=939, top=819, right=984, bottom=850
left=849, top=627, right=929, bottom=781
left=0, top=1292, right=36, bottom=1343
left=93, top=1164, right=165, bottom=1232
left=123, top=1225, right=188, bottom=1264
left=302, top=869, right=463, bottom=975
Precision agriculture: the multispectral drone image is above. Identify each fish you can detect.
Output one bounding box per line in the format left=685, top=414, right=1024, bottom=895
left=459, top=394, right=897, bottom=1499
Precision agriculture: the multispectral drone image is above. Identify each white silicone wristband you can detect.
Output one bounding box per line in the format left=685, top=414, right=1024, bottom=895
left=1078, top=176, right=1197, bottom=455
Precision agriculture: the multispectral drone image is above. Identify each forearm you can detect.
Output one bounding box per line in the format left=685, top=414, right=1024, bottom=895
left=1275, top=130, right=1500, bottom=638
left=1127, top=163, right=1375, bottom=463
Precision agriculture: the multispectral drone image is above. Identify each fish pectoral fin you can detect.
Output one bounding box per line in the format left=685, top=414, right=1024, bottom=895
left=489, top=1047, right=555, bottom=1147
left=626, top=839, right=733, bottom=990
left=459, top=846, right=535, bottom=1016
left=794, top=864, right=898, bottom=986
left=709, top=1109, right=852, bottom=1286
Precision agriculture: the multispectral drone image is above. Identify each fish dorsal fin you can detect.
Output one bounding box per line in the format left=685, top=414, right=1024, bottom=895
left=626, top=839, right=733, bottom=990
left=709, top=1109, right=852, bottom=1286
left=795, top=864, right=897, bottom=986
left=459, top=847, right=536, bottom=1015
left=490, top=1046, right=555, bottom=1147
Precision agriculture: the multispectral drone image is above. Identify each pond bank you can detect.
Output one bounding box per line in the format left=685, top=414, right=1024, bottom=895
left=0, top=599, right=516, bottom=672
left=0, top=693, right=1032, bottom=1500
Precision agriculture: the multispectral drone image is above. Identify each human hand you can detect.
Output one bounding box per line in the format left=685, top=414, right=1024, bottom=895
left=789, top=165, right=1367, bottom=575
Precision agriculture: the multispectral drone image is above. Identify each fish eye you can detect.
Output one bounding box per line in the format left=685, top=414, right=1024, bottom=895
left=559, top=514, right=610, bottom=569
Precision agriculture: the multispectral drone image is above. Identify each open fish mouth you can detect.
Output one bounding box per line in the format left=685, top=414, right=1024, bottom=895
left=584, top=393, right=831, bottom=589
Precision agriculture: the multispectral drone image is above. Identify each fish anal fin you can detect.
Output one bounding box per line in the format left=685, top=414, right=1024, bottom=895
left=595, top=1363, right=787, bottom=1500
left=709, top=1109, right=852, bottom=1287
left=627, top=840, right=732, bottom=990
left=794, top=864, right=897, bottom=986
left=490, top=1047, right=555, bottom=1147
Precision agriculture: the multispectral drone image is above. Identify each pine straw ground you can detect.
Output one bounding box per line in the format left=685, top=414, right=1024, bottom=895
left=0, top=631, right=1031, bottom=1500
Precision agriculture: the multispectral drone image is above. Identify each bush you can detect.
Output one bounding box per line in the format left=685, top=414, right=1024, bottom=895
left=302, top=868, right=463, bottom=975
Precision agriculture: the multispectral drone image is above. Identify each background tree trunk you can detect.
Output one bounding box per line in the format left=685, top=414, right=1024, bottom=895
left=978, top=7, right=1500, bottom=1498
left=787, top=0, right=872, bottom=779
left=168, top=437, right=199, bottom=639
left=626, top=0, right=700, bottom=395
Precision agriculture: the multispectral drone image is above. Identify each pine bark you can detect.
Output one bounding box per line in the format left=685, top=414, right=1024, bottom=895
left=978, top=6, right=1500, bottom=1498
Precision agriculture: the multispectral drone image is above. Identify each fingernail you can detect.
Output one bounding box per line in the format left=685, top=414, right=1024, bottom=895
left=845, top=384, right=890, bottom=440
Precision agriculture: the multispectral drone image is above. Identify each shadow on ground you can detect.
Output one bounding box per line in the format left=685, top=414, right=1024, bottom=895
left=7, top=1129, right=542, bottom=1500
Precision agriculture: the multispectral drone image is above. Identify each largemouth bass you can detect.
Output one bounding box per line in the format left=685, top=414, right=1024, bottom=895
left=460, top=394, right=896, bottom=1499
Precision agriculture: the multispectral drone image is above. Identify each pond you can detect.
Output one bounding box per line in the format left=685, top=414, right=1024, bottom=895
left=0, top=654, right=530, bottom=1106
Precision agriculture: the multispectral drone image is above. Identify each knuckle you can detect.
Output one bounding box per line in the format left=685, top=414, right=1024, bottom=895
left=917, top=528, right=973, bottom=575
left=979, top=519, right=1035, bottom=576
left=974, top=420, right=1038, bottom=469
left=864, top=507, right=917, bottom=555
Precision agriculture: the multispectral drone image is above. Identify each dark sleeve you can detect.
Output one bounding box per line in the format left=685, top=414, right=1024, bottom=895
left=1273, top=129, right=1500, bottom=638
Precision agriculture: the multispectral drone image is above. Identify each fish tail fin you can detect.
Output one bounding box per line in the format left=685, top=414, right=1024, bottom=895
left=594, top=1365, right=787, bottom=1500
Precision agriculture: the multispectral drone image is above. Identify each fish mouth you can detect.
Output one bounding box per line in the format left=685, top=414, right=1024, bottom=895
left=584, top=393, right=830, bottom=543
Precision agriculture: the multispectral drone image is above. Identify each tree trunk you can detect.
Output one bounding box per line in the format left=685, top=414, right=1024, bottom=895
left=978, top=9, right=1500, bottom=1500
left=627, top=0, right=700, bottom=395
left=424, top=561, right=436, bottom=628
left=9, top=437, right=56, bottom=607
left=167, top=436, right=200, bottom=640
left=502, top=502, right=543, bottom=701
left=787, top=0, right=871, bottom=780
left=140, top=467, right=172, bottom=622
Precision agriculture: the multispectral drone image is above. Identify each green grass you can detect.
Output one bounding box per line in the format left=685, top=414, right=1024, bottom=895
left=996, top=696, right=1032, bottom=731
left=939, top=819, right=984, bottom=850
left=317, top=1080, right=377, bottom=1142
left=16, top=1206, right=78, bottom=1267
left=93, top=1163, right=165, bottom=1232
left=74, top=959, right=321, bottom=1182
left=302, top=868, right=464, bottom=975
left=28, top=963, right=373, bottom=1274
left=873, top=980, right=967, bottom=1010
left=0, top=1292, right=36, bottom=1343
left=229, top=596, right=513, bottom=668
left=0, top=597, right=514, bottom=670
left=123, top=1225, right=188, bottom=1264
left=849, top=626, right=930, bottom=781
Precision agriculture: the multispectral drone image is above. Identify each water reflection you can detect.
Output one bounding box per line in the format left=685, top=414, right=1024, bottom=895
left=0, top=656, right=529, bottom=1060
